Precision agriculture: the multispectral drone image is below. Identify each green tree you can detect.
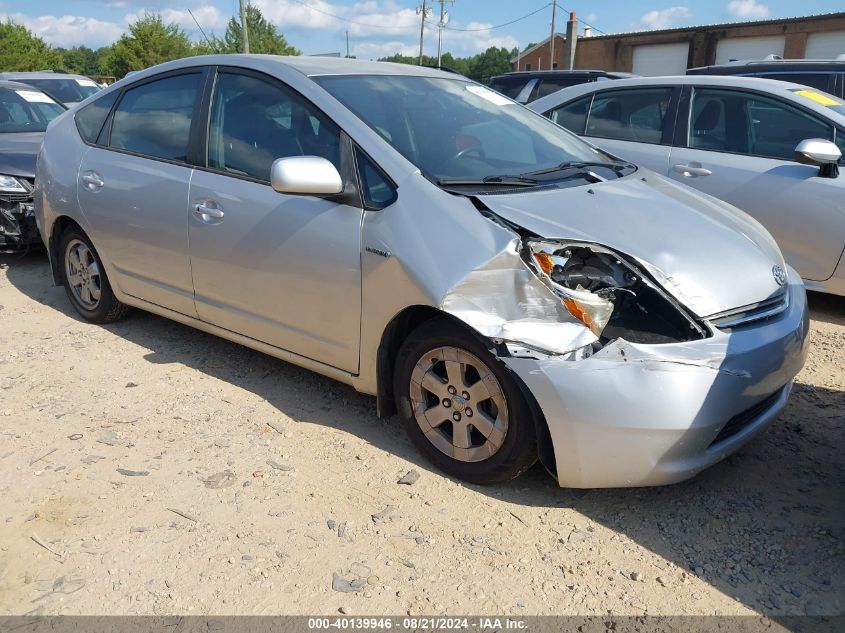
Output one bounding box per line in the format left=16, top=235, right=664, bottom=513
left=213, top=4, right=298, bottom=55
left=57, top=46, right=99, bottom=75
left=103, top=12, right=193, bottom=79
left=466, top=47, right=516, bottom=84
left=0, top=20, right=61, bottom=71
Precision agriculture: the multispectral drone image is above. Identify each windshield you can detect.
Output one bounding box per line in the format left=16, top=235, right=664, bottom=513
left=0, top=87, right=64, bottom=133
left=316, top=75, right=621, bottom=186
left=19, top=78, right=100, bottom=103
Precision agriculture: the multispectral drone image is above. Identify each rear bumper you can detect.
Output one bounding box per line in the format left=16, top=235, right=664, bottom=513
left=504, top=269, right=810, bottom=488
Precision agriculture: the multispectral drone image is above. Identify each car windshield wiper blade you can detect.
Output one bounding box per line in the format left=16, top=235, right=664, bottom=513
left=437, top=175, right=539, bottom=187
left=525, top=161, right=631, bottom=177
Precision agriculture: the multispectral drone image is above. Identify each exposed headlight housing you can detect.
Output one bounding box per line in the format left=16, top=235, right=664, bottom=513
left=523, top=240, right=707, bottom=345
left=0, top=175, right=28, bottom=194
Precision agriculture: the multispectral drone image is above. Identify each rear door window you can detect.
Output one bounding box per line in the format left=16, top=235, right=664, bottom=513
left=586, top=88, right=673, bottom=144
left=548, top=95, right=591, bottom=134
left=109, top=73, right=202, bottom=162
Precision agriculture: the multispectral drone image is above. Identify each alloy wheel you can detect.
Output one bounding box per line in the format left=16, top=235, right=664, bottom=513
left=65, top=239, right=102, bottom=309
left=409, top=346, right=509, bottom=462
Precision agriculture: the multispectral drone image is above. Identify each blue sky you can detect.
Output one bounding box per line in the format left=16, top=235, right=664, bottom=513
left=0, top=0, right=839, bottom=58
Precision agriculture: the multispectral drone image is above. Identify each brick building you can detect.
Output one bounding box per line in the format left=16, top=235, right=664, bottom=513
left=512, top=12, right=845, bottom=75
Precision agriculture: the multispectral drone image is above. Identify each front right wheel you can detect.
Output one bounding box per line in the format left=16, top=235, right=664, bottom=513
left=393, top=318, right=537, bottom=484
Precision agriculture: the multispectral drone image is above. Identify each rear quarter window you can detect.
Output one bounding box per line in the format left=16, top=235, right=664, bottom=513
left=75, top=90, right=119, bottom=144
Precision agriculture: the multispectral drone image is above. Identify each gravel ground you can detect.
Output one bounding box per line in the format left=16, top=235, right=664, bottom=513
left=0, top=253, right=842, bottom=617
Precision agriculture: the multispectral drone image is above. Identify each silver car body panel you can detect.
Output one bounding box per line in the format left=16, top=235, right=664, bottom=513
left=529, top=75, right=845, bottom=295
left=35, top=56, right=811, bottom=488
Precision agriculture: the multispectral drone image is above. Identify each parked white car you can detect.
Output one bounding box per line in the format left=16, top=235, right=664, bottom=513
left=530, top=76, right=845, bottom=296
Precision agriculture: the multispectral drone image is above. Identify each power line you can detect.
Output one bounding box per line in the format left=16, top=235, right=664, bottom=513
left=438, top=3, right=552, bottom=32
left=187, top=8, right=216, bottom=51
left=285, top=0, right=555, bottom=35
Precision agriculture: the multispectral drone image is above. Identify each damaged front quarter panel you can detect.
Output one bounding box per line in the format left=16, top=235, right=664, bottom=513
left=439, top=237, right=599, bottom=356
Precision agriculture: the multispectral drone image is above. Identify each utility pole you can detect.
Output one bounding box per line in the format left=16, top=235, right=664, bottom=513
left=239, top=0, right=250, bottom=54
left=417, top=0, right=431, bottom=65
left=346, top=30, right=350, bottom=58
left=549, top=0, right=557, bottom=70
left=436, top=0, right=453, bottom=68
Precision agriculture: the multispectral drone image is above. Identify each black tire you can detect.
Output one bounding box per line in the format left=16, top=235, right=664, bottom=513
left=58, top=226, right=131, bottom=323
left=393, top=318, right=537, bottom=484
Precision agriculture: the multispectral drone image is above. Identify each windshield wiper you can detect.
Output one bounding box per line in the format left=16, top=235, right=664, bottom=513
left=525, top=160, right=631, bottom=177
left=437, top=175, right=539, bottom=187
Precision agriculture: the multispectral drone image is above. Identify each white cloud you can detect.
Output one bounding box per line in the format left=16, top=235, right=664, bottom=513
left=640, top=6, right=692, bottom=30
left=2, top=12, right=124, bottom=47
left=124, top=5, right=227, bottom=33
left=727, top=0, right=770, bottom=19
left=585, top=13, right=598, bottom=24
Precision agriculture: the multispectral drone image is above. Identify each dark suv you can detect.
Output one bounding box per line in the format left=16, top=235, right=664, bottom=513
left=687, top=58, right=845, bottom=98
left=490, top=70, right=636, bottom=104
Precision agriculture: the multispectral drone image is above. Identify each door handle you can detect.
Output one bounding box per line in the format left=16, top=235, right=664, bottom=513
left=672, top=163, right=712, bottom=178
left=81, top=171, right=104, bottom=191
left=193, top=201, right=224, bottom=222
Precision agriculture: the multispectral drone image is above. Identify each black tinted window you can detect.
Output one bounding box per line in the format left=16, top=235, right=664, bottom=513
left=208, top=72, right=341, bottom=181
left=689, top=88, right=833, bottom=160
left=490, top=77, right=528, bottom=99
left=76, top=90, right=118, bottom=143
left=548, top=96, right=591, bottom=134
left=587, top=88, right=672, bottom=143
left=537, top=77, right=583, bottom=99
left=753, top=73, right=832, bottom=92
left=110, top=73, right=201, bottom=162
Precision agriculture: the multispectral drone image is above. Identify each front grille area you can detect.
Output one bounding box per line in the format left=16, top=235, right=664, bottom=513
left=708, top=387, right=785, bottom=448
left=709, top=291, right=789, bottom=329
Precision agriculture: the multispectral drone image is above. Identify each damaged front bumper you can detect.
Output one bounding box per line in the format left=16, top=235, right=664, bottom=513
left=502, top=268, right=810, bottom=488
left=1, top=185, right=42, bottom=253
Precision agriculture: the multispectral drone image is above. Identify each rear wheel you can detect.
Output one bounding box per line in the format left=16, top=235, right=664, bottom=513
left=59, top=227, right=130, bottom=323
left=394, top=318, right=537, bottom=484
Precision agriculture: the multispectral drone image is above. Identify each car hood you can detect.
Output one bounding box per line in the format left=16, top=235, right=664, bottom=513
left=0, top=132, right=42, bottom=179
left=476, top=171, right=787, bottom=317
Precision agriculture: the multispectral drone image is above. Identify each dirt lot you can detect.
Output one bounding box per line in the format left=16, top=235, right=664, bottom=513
left=0, top=253, right=842, bottom=618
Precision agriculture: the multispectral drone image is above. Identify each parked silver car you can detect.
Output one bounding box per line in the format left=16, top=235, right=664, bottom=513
left=36, top=56, right=809, bottom=488
left=0, top=72, right=101, bottom=108
left=530, top=75, right=845, bottom=296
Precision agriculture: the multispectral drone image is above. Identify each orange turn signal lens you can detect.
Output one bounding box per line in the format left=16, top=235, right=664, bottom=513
left=563, top=297, right=594, bottom=329
left=533, top=252, right=554, bottom=275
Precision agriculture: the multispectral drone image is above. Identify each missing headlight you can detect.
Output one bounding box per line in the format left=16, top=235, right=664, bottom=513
left=523, top=240, right=707, bottom=345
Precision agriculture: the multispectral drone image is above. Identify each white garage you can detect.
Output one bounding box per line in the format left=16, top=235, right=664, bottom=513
left=632, top=42, right=690, bottom=76
left=715, top=35, right=785, bottom=63
left=805, top=31, right=845, bottom=58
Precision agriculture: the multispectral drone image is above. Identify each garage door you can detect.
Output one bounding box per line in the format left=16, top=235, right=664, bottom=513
left=716, top=36, right=785, bottom=64
left=632, top=42, right=690, bottom=76
left=805, top=31, right=845, bottom=59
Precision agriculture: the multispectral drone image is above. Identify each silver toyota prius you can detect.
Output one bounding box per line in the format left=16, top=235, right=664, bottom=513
left=35, top=56, right=810, bottom=488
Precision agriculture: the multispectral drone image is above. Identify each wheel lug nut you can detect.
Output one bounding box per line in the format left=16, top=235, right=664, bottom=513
left=447, top=386, right=457, bottom=395
left=442, top=398, right=451, bottom=408
left=452, top=412, right=461, bottom=422
left=465, top=408, right=473, bottom=417
left=462, top=391, right=470, bottom=400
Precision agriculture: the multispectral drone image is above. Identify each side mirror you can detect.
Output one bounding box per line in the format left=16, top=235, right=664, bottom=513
left=794, top=138, right=841, bottom=178
left=270, top=156, right=343, bottom=195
